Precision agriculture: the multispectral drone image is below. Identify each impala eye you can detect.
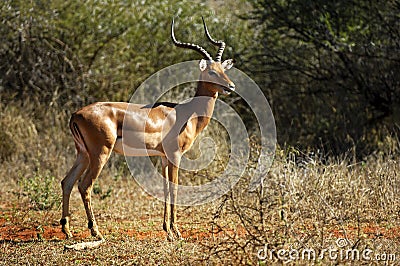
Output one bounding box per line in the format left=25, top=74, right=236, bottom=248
left=208, top=70, right=219, bottom=77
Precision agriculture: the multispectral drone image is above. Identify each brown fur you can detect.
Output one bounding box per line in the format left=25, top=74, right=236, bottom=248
left=61, top=60, right=235, bottom=241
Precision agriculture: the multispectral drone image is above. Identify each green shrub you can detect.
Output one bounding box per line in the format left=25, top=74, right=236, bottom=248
left=19, top=170, right=60, bottom=210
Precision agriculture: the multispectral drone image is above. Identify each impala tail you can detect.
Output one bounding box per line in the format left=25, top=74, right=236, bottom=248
left=69, top=114, right=88, bottom=154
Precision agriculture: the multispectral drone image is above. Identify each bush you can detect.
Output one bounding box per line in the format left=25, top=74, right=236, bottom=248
left=19, top=170, right=60, bottom=210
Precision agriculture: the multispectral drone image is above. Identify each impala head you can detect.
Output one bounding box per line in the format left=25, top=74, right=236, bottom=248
left=171, top=17, right=235, bottom=95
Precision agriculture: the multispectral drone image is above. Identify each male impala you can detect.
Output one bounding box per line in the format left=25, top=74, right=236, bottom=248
left=60, top=17, right=235, bottom=241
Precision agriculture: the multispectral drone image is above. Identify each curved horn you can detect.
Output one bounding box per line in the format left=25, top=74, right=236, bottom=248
left=171, top=18, right=213, bottom=61
left=202, top=16, right=225, bottom=62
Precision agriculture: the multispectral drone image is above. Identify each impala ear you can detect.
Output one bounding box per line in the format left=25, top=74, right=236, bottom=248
left=222, top=59, right=233, bottom=70
left=199, top=59, right=208, bottom=71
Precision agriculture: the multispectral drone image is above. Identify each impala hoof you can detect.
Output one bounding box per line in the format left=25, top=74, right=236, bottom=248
left=172, top=225, right=182, bottom=240
left=90, top=228, right=104, bottom=240
left=61, top=218, right=73, bottom=239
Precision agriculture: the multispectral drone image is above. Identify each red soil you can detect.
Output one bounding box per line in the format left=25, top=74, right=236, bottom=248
left=1, top=210, right=399, bottom=242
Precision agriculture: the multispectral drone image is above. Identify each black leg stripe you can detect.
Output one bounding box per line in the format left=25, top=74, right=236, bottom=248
left=60, top=218, right=67, bottom=225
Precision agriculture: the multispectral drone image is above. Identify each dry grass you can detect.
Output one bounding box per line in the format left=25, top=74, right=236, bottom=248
left=1, top=102, right=400, bottom=265
left=207, top=149, right=400, bottom=264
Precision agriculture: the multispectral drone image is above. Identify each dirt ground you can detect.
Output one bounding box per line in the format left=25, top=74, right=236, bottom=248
left=2, top=155, right=400, bottom=265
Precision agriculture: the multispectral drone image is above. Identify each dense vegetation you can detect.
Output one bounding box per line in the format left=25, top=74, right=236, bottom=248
left=243, top=0, right=400, bottom=155
left=1, top=0, right=399, bottom=157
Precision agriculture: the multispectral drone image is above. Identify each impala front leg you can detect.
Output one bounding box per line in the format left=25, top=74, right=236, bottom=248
left=168, top=159, right=182, bottom=240
left=161, top=157, right=173, bottom=241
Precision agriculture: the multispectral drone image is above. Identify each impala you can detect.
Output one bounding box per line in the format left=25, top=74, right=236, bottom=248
left=60, top=17, right=235, bottom=241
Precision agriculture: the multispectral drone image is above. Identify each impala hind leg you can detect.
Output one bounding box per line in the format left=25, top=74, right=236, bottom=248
left=78, top=147, right=112, bottom=240
left=61, top=152, right=89, bottom=239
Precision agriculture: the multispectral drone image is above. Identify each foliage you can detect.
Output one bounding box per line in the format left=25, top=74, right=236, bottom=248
left=19, top=170, right=60, bottom=210
left=1, top=0, right=399, bottom=156
left=0, top=0, right=84, bottom=109
left=242, top=0, right=400, bottom=155
left=0, top=0, right=240, bottom=106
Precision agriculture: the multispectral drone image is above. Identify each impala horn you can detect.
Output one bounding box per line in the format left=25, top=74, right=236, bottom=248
left=171, top=17, right=213, bottom=61
left=201, top=16, right=226, bottom=62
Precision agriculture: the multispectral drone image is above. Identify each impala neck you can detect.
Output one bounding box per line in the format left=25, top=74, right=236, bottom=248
left=191, top=81, right=218, bottom=133
left=194, top=81, right=218, bottom=98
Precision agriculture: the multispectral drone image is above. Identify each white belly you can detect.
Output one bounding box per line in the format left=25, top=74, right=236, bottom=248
left=113, top=138, right=164, bottom=157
